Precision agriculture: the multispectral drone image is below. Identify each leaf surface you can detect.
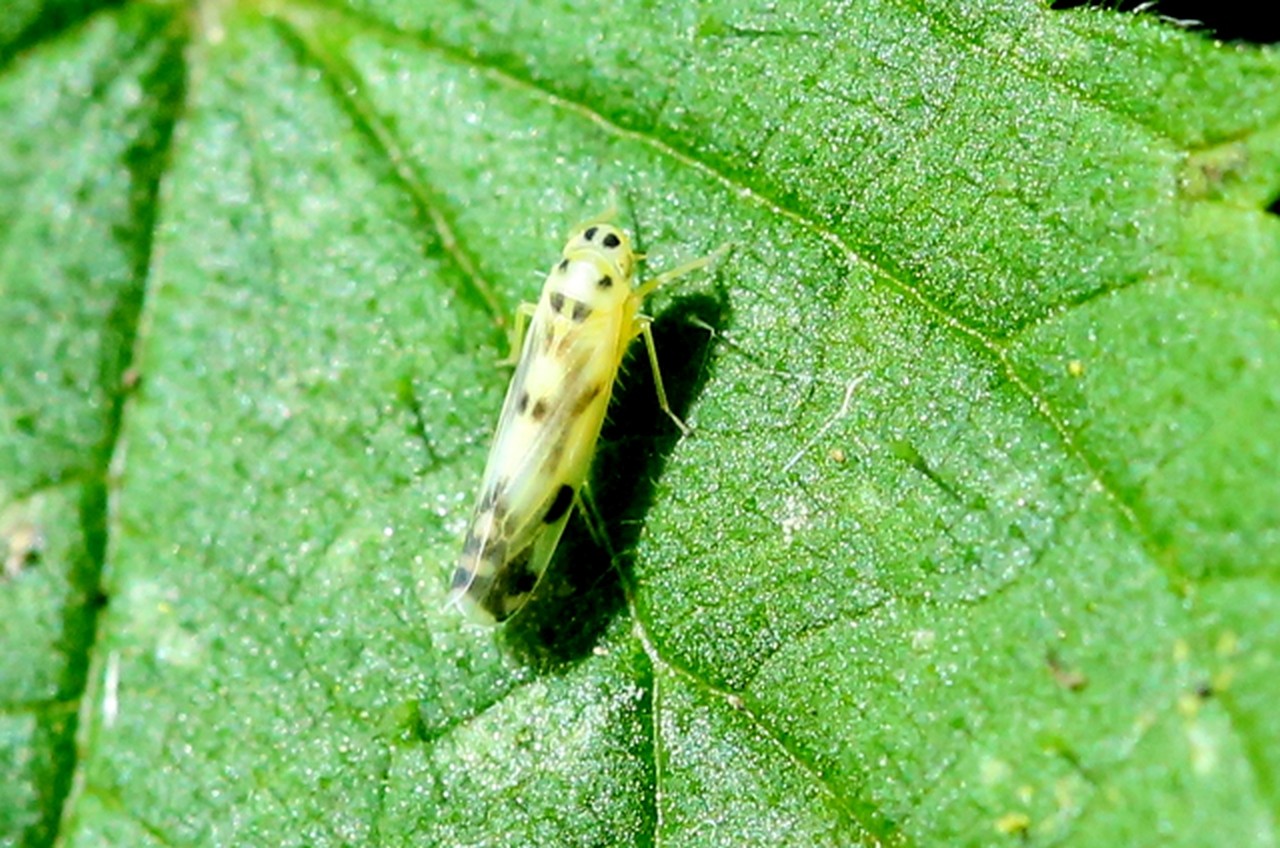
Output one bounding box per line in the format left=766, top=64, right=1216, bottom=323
left=2, top=1, right=1278, bottom=845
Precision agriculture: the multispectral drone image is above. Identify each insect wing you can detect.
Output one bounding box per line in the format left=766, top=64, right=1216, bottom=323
left=451, top=301, right=616, bottom=622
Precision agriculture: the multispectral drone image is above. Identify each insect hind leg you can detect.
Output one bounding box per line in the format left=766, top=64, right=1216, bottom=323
left=633, top=316, right=691, bottom=435
left=571, top=482, right=636, bottom=601
left=573, top=483, right=614, bottom=558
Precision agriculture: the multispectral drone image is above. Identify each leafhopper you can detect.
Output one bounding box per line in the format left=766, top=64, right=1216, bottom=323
left=450, top=214, right=728, bottom=623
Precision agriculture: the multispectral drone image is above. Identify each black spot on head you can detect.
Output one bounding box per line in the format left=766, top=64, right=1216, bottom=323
left=543, top=484, right=574, bottom=525
left=602, top=232, right=621, bottom=248
left=558, top=258, right=570, bottom=272
left=517, top=391, right=530, bottom=414
left=584, top=226, right=598, bottom=241
left=597, top=275, right=613, bottom=289
left=549, top=291, right=565, bottom=313
left=571, top=301, right=591, bottom=322
left=531, top=398, right=550, bottom=421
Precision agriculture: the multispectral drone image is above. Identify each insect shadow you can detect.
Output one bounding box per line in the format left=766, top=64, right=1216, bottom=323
left=501, top=290, right=730, bottom=669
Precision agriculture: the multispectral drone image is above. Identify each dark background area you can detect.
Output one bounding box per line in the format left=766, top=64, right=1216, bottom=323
left=1051, top=0, right=1280, bottom=44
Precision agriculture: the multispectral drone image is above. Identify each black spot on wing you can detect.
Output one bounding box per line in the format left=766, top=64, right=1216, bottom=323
left=543, top=484, right=574, bottom=525
left=558, top=258, right=569, bottom=272
left=517, top=391, right=530, bottom=414
left=531, top=398, right=550, bottom=421
left=573, top=383, right=604, bottom=414
left=480, top=536, right=508, bottom=565
left=571, top=301, right=591, bottom=322
left=597, top=275, right=613, bottom=289
left=484, top=544, right=538, bottom=621
left=546, top=432, right=567, bottom=472
left=479, top=483, right=508, bottom=518
left=550, top=291, right=565, bottom=313
left=512, top=566, right=538, bottom=594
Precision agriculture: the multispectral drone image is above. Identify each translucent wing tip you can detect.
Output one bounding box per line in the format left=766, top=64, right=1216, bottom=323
left=445, top=566, right=502, bottom=626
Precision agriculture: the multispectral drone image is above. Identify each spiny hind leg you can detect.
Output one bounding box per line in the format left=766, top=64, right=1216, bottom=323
left=634, top=316, right=691, bottom=435
left=573, top=483, right=614, bottom=558
left=571, top=481, right=642, bottom=602
left=497, top=301, right=537, bottom=367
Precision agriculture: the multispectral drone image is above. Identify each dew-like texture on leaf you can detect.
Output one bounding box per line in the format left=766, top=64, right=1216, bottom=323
left=2, top=0, right=1278, bottom=846
left=0, top=7, right=181, bottom=845
left=653, top=663, right=874, bottom=847
left=382, top=634, right=654, bottom=846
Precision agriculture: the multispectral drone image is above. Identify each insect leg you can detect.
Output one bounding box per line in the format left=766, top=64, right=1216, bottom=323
left=497, top=301, right=538, bottom=366
left=634, top=242, right=733, bottom=299
left=635, top=316, right=691, bottom=435
left=573, top=483, right=614, bottom=557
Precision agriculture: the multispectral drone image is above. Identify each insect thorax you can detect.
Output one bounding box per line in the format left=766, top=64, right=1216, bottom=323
left=546, top=253, right=633, bottom=311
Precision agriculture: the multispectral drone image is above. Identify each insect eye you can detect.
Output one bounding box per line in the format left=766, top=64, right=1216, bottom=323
left=602, top=233, right=621, bottom=249
left=584, top=226, right=598, bottom=241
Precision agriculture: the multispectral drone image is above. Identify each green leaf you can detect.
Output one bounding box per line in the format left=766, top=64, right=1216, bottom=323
left=1, top=3, right=180, bottom=843
left=2, top=1, right=1278, bottom=845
